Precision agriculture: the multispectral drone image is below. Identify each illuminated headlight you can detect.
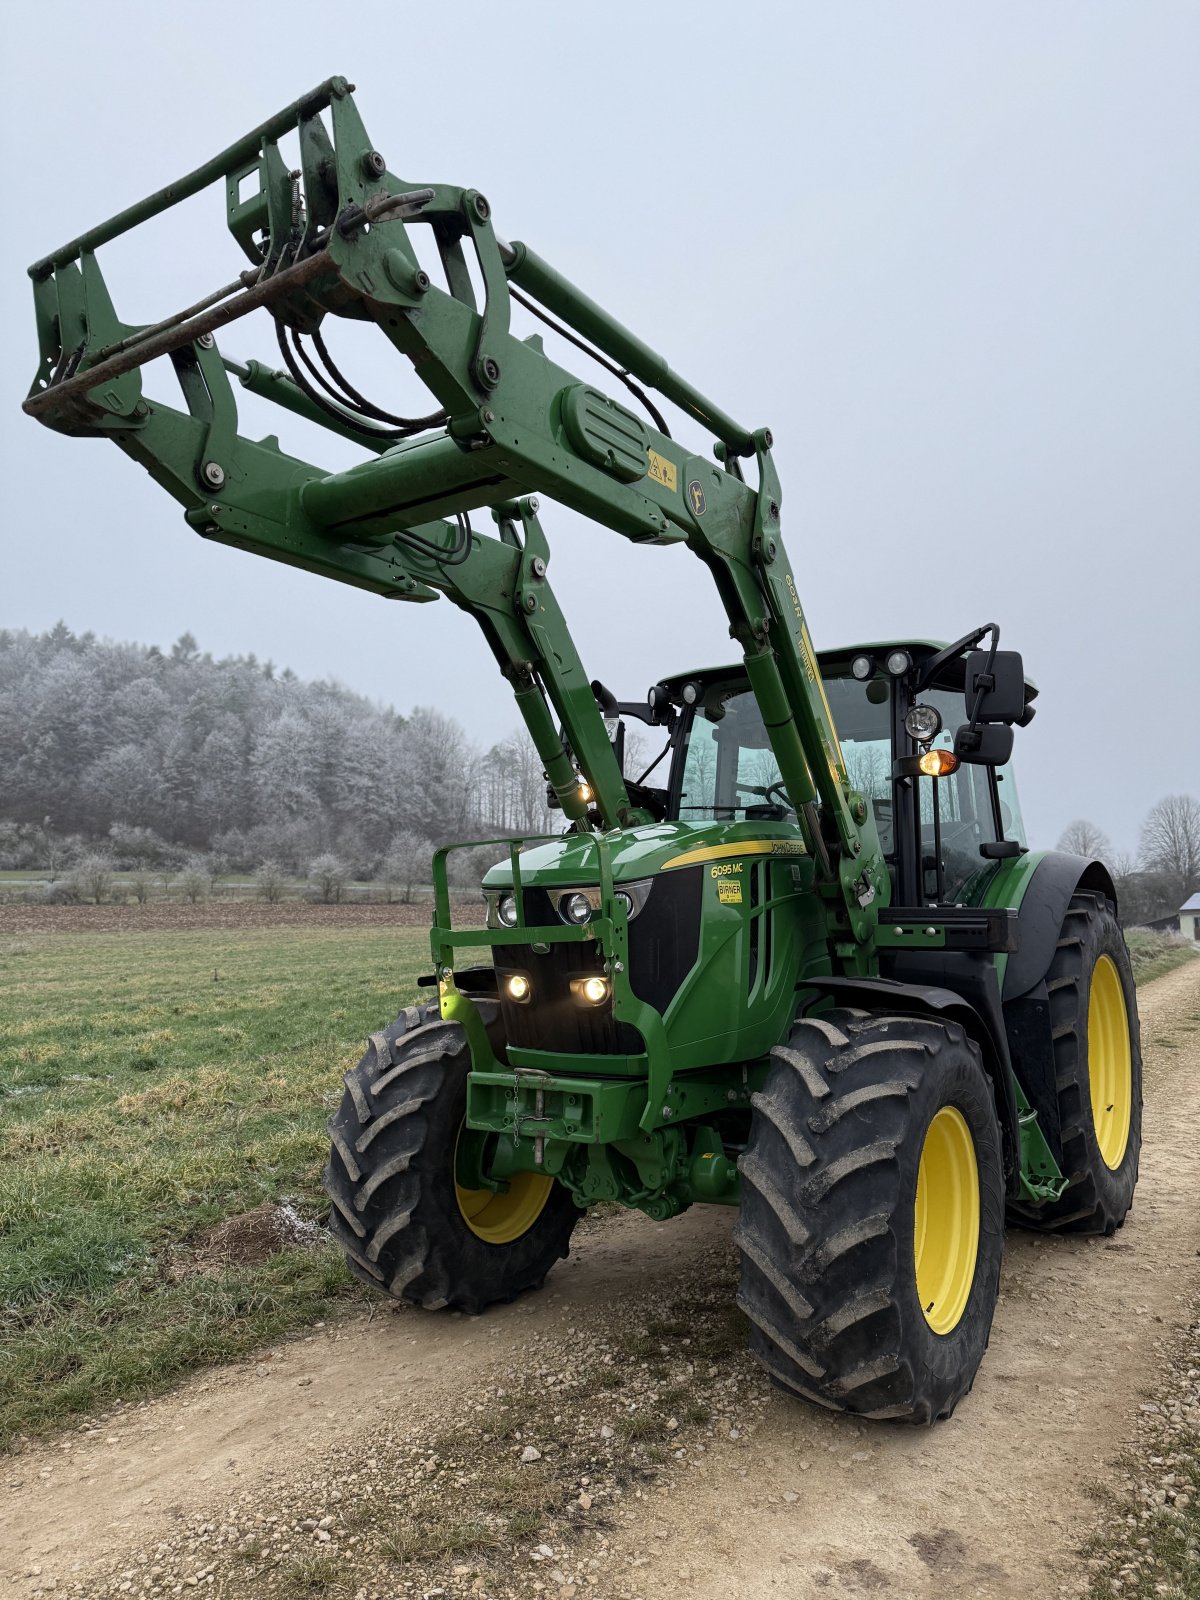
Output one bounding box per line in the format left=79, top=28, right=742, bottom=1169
left=561, top=892, right=593, bottom=926
left=904, top=703, right=943, bottom=744
left=505, top=973, right=531, bottom=1003
left=497, top=894, right=518, bottom=928
left=577, top=779, right=594, bottom=804
left=886, top=649, right=912, bottom=677
left=571, top=975, right=609, bottom=1005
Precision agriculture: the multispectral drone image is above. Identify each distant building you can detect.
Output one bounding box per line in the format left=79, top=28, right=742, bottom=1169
left=1181, top=893, right=1200, bottom=945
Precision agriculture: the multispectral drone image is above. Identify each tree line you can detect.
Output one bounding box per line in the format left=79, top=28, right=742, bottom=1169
left=0, top=624, right=553, bottom=887
left=4, top=625, right=1195, bottom=922
left=1057, top=796, right=1200, bottom=924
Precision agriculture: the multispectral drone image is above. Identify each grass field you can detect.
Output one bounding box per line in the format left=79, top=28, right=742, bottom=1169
left=1, top=921, right=1193, bottom=1453
left=0, top=925, right=432, bottom=1447
left=1124, top=927, right=1197, bottom=985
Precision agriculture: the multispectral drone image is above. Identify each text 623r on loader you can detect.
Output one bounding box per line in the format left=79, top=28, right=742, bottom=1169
left=24, top=78, right=1141, bottom=1422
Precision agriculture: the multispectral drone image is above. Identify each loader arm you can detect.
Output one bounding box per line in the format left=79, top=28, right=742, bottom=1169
left=24, top=75, right=888, bottom=962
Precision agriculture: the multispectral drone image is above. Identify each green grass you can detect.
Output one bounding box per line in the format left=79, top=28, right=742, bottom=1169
left=1125, top=928, right=1197, bottom=986
left=0, top=925, right=431, bottom=1446
left=0, top=916, right=1191, bottom=1453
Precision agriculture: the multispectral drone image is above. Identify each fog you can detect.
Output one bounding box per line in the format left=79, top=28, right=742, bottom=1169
left=3, top=1, right=1196, bottom=853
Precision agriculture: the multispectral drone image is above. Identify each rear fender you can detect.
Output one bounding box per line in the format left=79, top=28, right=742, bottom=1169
left=1002, top=852, right=1116, bottom=1000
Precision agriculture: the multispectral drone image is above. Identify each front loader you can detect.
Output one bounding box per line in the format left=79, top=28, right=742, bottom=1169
left=24, top=78, right=1142, bottom=1423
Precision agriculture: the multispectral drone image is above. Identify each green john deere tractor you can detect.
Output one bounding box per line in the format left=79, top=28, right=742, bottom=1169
left=25, top=78, right=1141, bottom=1423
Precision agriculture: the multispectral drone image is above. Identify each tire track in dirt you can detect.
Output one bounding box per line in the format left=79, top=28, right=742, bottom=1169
left=612, top=957, right=1200, bottom=1600
left=3, top=959, right=1197, bottom=1598
left=0, top=1210, right=732, bottom=1592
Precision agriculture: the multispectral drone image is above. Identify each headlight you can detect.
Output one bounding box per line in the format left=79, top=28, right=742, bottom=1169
left=552, top=880, right=652, bottom=923
left=504, top=973, right=531, bottom=1003
left=570, top=975, right=609, bottom=1005
left=886, top=649, right=912, bottom=677
left=561, top=892, right=593, bottom=925
left=497, top=894, right=518, bottom=928
left=904, top=703, right=943, bottom=744
left=850, top=653, right=874, bottom=681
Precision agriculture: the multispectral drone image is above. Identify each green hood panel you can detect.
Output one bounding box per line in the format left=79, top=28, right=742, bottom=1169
left=482, top=818, right=809, bottom=889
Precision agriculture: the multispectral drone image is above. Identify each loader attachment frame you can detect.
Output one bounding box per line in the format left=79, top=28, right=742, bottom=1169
left=24, top=75, right=889, bottom=966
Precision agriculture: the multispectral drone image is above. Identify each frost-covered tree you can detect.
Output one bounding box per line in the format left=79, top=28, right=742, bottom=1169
left=307, top=852, right=350, bottom=904
left=379, top=831, right=433, bottom=904
left=0, top=625, right=559, bottom=867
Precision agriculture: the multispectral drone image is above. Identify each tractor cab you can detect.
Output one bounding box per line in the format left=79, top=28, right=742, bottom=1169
left=649, top=636, right=1037, bottom=909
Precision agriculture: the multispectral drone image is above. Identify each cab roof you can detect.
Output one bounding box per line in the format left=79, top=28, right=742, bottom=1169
left=661, top=640, right=1038, bottom=698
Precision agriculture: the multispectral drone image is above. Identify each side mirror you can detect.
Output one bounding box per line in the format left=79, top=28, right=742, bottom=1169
left=964, top=650, right=1026, bottom=724
left=954, top=723, right=1014, bottom=765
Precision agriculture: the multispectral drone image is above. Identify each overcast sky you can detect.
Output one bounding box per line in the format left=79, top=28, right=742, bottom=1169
left=3, top=1, right=1196, bottom=855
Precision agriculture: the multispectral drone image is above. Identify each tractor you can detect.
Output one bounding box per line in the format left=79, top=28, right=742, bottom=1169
left=24, top=78, right=1141, bottom=1423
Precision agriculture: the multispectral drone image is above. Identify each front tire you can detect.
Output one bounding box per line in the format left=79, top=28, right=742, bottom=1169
left=323, top=1002, right=580, bottom=1312
left=735, top=1010, right=1005, bottom=1423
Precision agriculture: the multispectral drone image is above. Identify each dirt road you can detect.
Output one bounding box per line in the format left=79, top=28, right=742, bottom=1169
left=5, top=959, right=1199, bottom=1599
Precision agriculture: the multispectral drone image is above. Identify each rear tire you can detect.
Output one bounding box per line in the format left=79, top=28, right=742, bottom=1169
left=1009, top=892, right=1142, bottom=1234
left=735, top=1010, right=1005, bottom=1423
left=323, top=1002, right=580, bottom=1312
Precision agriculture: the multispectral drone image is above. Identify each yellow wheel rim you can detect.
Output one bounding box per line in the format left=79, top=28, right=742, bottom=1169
left=914, top=1106, right=980, bottom=1335
left=1087, top=953, right=1132, bottom=1170
left=454, top=1128, right=555, bottom=1245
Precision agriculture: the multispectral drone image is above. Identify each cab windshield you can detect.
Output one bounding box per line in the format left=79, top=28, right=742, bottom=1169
left=675, top=678, right=894, bottom=850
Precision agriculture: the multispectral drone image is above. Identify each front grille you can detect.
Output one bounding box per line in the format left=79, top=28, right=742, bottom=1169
left=492, top=867, right=703, bottom=1056
left=495, top=937, right=642, bottom=1054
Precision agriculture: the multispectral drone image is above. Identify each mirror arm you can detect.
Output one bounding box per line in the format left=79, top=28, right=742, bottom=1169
left=914, top=622, right=998, bottom=694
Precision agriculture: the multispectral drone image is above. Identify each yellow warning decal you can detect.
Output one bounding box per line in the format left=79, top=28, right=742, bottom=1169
left=717, top=880, right=743, bottom=905
left=647, top=450, right=678, bottom=492
left=800, top=621, right=847, bottom=782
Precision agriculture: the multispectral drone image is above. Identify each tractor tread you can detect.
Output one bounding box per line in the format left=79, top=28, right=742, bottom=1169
left=735, top=1009, right=1005, bottom=1424
left=1006, top=893, right=1142, bottom=1236
left=324, top=1003, right=580, bottom=1314
left=748, top=1090, right=817, bottom=1168
left=770, top=1043, right=830, bottom=1100
left=806, top=1074, right=919, bottom=1134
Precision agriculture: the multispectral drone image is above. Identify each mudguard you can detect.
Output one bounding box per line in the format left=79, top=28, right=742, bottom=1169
left=1003, top=852, right=1117, bottom=999
left=803, top=968, right=1022, bottom=1192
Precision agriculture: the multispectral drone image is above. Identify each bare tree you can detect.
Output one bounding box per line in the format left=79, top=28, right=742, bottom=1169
left=128, top=869, right=155, bottom=904
left=37, top=816, right=67, bottom=882
left=308, top=853, right=350, bottom=904
left=254, top=860, right=287, bottom=903
left=69, top=853, right=115, bottom=905
left=1139, top=794, right=1200, bottom=902
left=447, top=843, right=507, bottom=892
left=1057, top=818, right=1112, bottom=858
left=379, top=831, right=432, bottom=904
left=173, top=857, right=209, bottom=903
